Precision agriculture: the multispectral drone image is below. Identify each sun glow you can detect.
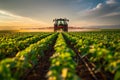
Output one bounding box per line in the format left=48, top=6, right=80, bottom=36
left=0, top=10, right=49, bottom=30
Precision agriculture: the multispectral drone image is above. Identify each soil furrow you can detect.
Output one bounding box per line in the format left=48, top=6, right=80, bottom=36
left=63, top=34, right=104, bottom=80
left=20, top=35, right=57, bottom=80
left=23, top=49, right=54, bottom=80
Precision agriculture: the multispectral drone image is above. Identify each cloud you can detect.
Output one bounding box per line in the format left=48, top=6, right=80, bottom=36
left=0, top=0, right=119, bottom=29
left=78, top=0, right=120, bottom=25
left=0, top=10, right=47, bottom=23
left=0, top=10, right=49, bottom=30
left=106, top=0, right=117, bottom=4
left=0, top=0, right=75, bottom=20
left=101, top=12, right=120, bottom=17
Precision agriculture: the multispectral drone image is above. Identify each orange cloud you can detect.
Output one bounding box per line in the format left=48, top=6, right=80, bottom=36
left=0, top=10, right=49, bottom=30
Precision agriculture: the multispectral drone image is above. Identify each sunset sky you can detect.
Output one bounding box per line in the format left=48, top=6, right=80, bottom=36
left=0, top=0, right=120, bottom=30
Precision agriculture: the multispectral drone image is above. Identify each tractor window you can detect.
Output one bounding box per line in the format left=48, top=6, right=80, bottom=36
left=58, top=20, right=63, bottom=25
left=62, top=21, right=64, bottom=24
left=57, top=21, right=60, bottom=25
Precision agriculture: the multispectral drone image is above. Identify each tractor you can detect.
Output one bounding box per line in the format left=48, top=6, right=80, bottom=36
left=53, top=18, right=69, bottom=32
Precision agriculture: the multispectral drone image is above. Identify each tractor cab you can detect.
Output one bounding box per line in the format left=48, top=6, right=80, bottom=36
left=53, top=18, right=69, bottom=32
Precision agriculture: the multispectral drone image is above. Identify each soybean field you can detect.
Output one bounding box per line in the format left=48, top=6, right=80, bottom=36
left=0, top=31, right=120, bottom=80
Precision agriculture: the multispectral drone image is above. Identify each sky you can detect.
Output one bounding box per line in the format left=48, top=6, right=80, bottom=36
left=0, top=0, right=120, bottom=30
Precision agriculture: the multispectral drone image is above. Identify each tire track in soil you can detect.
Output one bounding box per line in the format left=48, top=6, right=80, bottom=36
left=63, top=34, right=105, bottom=80
left=69, top=46, right=96, bottom=80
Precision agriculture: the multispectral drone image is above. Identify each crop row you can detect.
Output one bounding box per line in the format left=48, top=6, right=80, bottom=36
left=0, top=32, right=41, bottom=42
left=0, top=31, right=120, bottom=80
left=0, top=33, right=52, bottom=60
left=63, top=32, right=120, bottom=80
left=0, top=33, right=58, bottom=80
left=47, top=33, right=80, bottom=80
